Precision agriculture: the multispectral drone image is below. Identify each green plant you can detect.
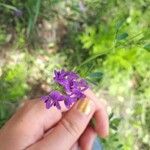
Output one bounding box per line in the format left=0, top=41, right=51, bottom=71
left=0, top=27, right=7, bottom=45
left=0, top=63, right=29, bottom=101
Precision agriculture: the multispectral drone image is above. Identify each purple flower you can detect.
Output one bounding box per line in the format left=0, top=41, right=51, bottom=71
left=54, top=70, right=79, bottom=87
left=14, top=9, right=23, bottom=17
left=41, top=70, right=89, bottom=110
left=41, top=91, right=65, bottom=109
left=78, top=79, right=89, bottom=91
left=64, top=95, right=77, bottom=109
left=71, top=89, right=86, bottom=99
left=54, top=70, right=88, bottom=92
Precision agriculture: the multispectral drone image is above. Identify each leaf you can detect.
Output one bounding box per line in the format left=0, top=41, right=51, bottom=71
left=26, top=0, right=41, bottom=36
left=117, top=144, right=123, bottom=149
left=116, top=19, right=126, bottom=30
left=116, top=32, right=128, bottom=41
left=89, top=72, right=103, bottom=79
left=144, top=44, right=150, bottom=52
left=0, top=3, right=18, bottom=11
left=110, top=118, right=121, bottom=130
left=86, top=78, right=98, bottom=86
left=111, top=125, right=118, bottom=130
left=109, top=112, right=114, bottom=120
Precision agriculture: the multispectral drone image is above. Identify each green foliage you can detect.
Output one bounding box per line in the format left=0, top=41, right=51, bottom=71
left=80, top=25, right=114, bottom=54
left=0, top=62, right=29, bottom=127
left=0, top=101, right=16, bottom=127
left=101, top=113, right=123, bottom=150
left=0, top=28, right=6, bottom=45
left=77, top=1, right=150, bottom=149
left=144, top=43, right=150, bottom=52
left=116, top=32, right=128, bottom=41
left=25, top=0, right=41, bottom=36
left=0, top=64, right=29, bottom=101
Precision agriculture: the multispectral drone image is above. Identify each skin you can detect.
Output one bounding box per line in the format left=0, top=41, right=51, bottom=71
left=0, top=89, right=109, bottom=150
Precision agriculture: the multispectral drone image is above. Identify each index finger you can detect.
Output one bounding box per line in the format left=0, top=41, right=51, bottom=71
left=84, top=89, right=109, bottom=138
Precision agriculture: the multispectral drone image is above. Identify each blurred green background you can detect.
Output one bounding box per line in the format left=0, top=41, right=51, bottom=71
left=0, top=0, right=150, bottom=149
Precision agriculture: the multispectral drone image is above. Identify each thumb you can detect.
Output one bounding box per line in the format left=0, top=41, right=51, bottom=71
left=29, top=98, right=95, bottom=150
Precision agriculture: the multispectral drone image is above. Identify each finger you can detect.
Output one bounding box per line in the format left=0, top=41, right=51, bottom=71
left=0, top=99, right=63, bottom=150
left=14, top=99, right=63, bottom=132
left=79, top=126, right=97, bottom=150
left=85, top=89, right=109, bottom=137
left=70, top=142, right=79, bottom=150
left=27, top=98, right=96, bottom=150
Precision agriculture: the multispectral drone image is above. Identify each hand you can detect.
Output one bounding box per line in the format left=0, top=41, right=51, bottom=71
left=0, top=89, right=109, bottom=150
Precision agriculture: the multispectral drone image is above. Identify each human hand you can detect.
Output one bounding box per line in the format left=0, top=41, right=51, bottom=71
left=0, top=89, right=109, bottom=150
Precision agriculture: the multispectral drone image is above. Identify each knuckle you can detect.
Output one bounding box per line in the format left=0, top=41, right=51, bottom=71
left=60, top=117, right=81, bottom=137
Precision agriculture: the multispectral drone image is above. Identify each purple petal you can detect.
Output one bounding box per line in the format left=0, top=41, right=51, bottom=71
left=55, top=102, right=61, bottom=110
left=79, top=79, right=89, bottom=91
left=50, top=91, right=64, bottom=101
left=64, top=95, right=76, bottom=109
left=71, top=89, right=86, bottom=99
left=41, top=95, right=49, bottom=102
left=45, top=100, right=52, bottom=109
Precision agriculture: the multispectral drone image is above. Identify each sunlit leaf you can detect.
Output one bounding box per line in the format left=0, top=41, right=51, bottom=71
left=116, top=19, right=126, bottom=30
left=144, top=44, right=150, bottom=52
left=78, top=50, right=109, bottom=68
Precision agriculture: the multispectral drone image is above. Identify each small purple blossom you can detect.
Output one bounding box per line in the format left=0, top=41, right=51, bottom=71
left=41, top=91, right=65, bottom=109
left=54, top=70, right=79, bottom=87
left=54, top=70, right=88, bottom=92
left=41, top=70, right=89, bottom=110
left=64, top=95, right=77, bottom=109
left=13, top=9, right=23, bottom=17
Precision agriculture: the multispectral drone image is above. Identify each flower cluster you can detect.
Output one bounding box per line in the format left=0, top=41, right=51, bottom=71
left=41, top=70, right=89, bottom=110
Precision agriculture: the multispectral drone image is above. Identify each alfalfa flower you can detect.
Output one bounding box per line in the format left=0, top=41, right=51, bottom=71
left=41, top=70, right=89, bottom=110
left=41, top=91, right=65, bottom=110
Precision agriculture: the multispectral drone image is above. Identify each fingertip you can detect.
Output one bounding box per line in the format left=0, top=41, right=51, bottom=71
left=94, top=103, right=109, bottom=138
left=79, top=126, right=97, bottom=150
left=96, top=126, right=109, bottom=138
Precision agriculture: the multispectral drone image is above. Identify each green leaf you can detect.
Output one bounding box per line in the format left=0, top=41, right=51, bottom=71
left=110, top=118, right=121, bottom=130
left=144, top=44, right=150, bottom=52
left=0, top=3, right=18, bottom=11
left=117, top=144, right=123, bottom=149
left=109, top=112, right=114, bottom=120
left=26, top=0, right=41, bottom=36
left=89, top=72, right=103, bottom=79
left=116, top=32, right=128, bottom=41
left=116, top=19, right=126, bottom=30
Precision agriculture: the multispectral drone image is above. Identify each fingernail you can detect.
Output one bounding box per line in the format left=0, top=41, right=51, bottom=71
left=77, top=99, right=91, bottom=115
